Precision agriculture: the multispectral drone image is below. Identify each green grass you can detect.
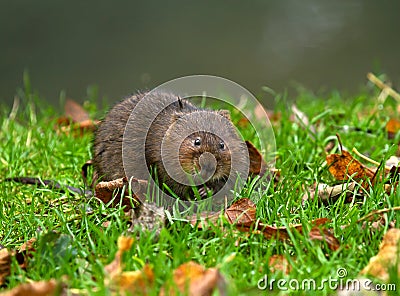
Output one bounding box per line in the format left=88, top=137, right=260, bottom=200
left=0, top=80, right=399, bottom=295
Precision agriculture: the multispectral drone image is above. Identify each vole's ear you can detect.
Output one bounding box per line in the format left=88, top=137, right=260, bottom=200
left=218, top=110, right=231, bottom=121
left=177, top=96, right=183, bottom=110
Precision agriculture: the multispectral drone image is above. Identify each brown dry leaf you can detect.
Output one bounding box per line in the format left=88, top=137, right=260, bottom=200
left=0, top=279, right=58, bottom=296
left=308, top=226, right=340, bottom=251
left=326, top=149, right=375, bottom=187
left=55, top=99, right=99, bottom=136
left=257, top=218, right=322, bottom=239
left=15, top=237, right=36, bottom=269
left=268, top=255, right=292, bottom=274
left=386, top=156, right=400, bottom=168
left=386, top=118, right=400, bottom=139
left=188, top=198, right=256, bottom=229
left=360, top=228, right=400, bottom=282
left=192, top=198, right=340, bottom=251
left=224, top=198, right=256, bottom=225
left=238, top=217, right=340, bottom=251
left=0, top=238, right=37, bottom=285
left=0, top=248, right=12, bottom=286
left=225, top=199, right=339, bottom=250
left=161, top=261, right=225, bottom=296
left=302, top=182, right=358, bottom=204
left=18, top=238, right=36, bottom=254
left=104, top=236, right=134, bottom=278
left=64, top=99, right=90, bottom=123
left=105, top=236, right=154, bottom=294
left=116, top=265, right=154, bottom=295
left=58, top=119, right=99, bottom=136
left=95, top=177, right=147, bottom=210
left=246, top=141, right=267, bottom=177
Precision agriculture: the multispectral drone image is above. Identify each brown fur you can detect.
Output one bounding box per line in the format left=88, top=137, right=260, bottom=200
left=93, top=91, right=245, bottom=199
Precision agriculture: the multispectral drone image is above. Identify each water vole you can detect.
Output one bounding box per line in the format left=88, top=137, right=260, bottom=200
left=93, top=91, right=248, bottom=200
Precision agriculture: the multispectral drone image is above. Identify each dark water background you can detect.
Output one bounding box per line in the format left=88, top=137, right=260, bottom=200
left=1, top=0, right=399, bottom=108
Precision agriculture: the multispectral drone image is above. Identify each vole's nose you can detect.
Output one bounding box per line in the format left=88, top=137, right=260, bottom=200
left=198, top=152, right=217, bottom=182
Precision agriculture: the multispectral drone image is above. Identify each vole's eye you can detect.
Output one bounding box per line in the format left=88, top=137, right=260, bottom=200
left=194, top=137, right=201, bottom=147
left=219, top=141, right=225, bottom=150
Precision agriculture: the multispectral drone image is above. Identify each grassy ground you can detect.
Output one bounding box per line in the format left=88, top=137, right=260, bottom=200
left=0, top=80, right=399, bottom=295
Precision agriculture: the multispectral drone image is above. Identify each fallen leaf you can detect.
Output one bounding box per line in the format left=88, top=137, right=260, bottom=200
left=308, top=227, right=340, bottom=251
left=57, top=119, right=99, bottom=137
left=0, top=249, right=12, bottom=286
left=302, top=182, right=358, bottom=204
left=0, top=280, right=58, bottom=296
left=360, top=228, right=400, bottom=282
left=64, top=99, right=90, bottom=123
left=15, top=237, right=36, bottom=269
left=0, top=238, right=37, bottom=285
left=385, top=156, right=400, bottom=168
left=246, top=141, right=267, bottom=177
left=104, top=236, right=155, bottom=295
left=326, top=150, right=375, bottom=187
left=192, top=198, right=340, bottom=251
left=18, top=238, right=36, bottom=254
left=224, top=198, right=256, bottom=225
left=386, top=118, right=400, bottom=139
left=55, top=99, right=99, bottom=136
left=105, top=236, right=134, bottom=278
left=243, top=218, right=340, bottom=251
left=95, top=177, right=147, bottom=210
left=268, top=255, right=292, bottom=274
left=117, top=265, right=154, bottom=295
left=161, top=261, right=225, bottom=296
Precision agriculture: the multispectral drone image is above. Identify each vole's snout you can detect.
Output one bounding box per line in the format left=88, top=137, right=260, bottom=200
left=198, top=152, right=217, bottom=182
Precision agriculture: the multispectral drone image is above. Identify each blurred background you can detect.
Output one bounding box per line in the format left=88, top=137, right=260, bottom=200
left=1, top=0, right=399, bottom=108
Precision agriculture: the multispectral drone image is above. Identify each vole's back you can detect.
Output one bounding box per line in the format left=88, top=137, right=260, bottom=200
left=93, top=91, right=249, bottom=200
left=93, top=92, right=198, bottom=181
